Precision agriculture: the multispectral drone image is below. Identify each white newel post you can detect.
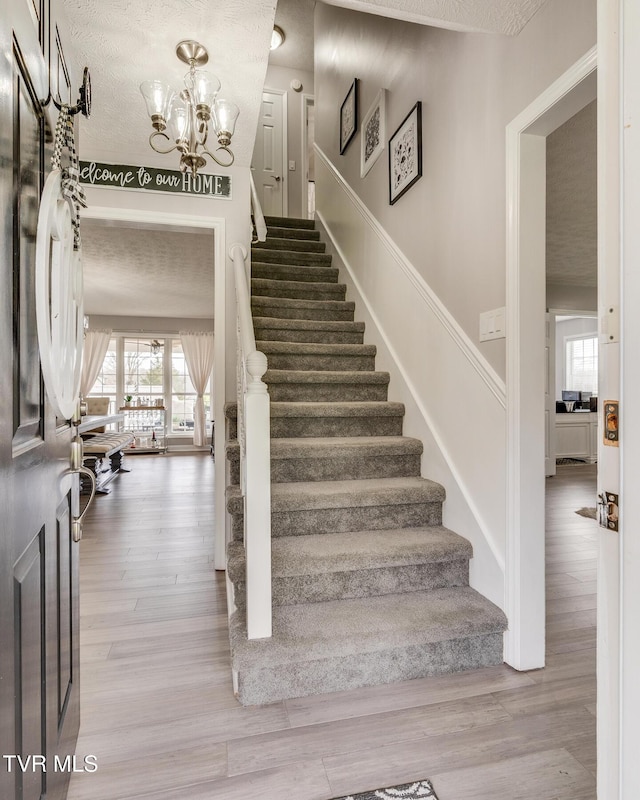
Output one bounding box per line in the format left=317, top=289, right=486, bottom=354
left=230, top=243, right=272, bottom=641
left=245, top=350, right=272, bottom=639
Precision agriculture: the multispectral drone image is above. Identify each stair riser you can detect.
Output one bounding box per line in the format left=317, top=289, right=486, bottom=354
left=252, top=263, right=339, bottom=283
left=233, top=633, right=505, bottom=705
left=264, top=353, right=376, bottom=372
left=266, top=226, right=320, bottom=241
left=229, top=502, right=442, bottom=540
left=238, top=454, right=421, bottom=484
left=254, top=238, right=326, bottom=253
left=270, top=416, right=404, bottom=438
left=228, top=453, right=422, bottom=485
left=252, top=281, right=346, bottom=302
left=252, top=302, right=354, bottom=322
left=264, top=215, right=316, bottom=230
left=225, top=415, right=404, bottom=440
left=232, top=560, right=469, bottom=609
left=254, top=327, right=365, bottom=345
left=251, top=249, right=332, bottom=267
left=266, top=382, right=388, bottom=402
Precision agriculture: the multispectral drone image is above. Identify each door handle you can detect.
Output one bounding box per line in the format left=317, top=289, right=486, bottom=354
left=271, top=175, right=281, bottom=182
left=70, top=435, right=96, bottom=542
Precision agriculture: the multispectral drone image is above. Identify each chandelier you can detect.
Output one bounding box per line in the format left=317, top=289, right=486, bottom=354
left=140, top=40, right=239, bottom=176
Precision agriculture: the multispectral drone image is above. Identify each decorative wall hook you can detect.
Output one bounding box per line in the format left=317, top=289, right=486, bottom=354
left=52, top=66, right=92, bottom=118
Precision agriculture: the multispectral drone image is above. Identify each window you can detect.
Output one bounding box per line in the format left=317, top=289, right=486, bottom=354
left=171, top=341, right=211, bottom=434
left=90, top=337, right=117, bottom=412
left=87, top=334, right=213, bottom=437
left=565, top=335, right=598, bottom=395
left=124, top=338, right=164, bottom=404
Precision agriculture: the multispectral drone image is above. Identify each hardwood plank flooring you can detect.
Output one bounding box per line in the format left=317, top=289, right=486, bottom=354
left=68, top=457, right=597, bottom=800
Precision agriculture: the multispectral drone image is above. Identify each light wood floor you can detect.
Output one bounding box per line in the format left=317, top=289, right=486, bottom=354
left=68, top=457, right=597, bottom=800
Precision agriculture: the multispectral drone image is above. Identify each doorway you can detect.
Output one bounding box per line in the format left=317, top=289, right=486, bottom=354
left=80, top=206, right=228, bottom=570
left=505, top=47, right=597, bottom=671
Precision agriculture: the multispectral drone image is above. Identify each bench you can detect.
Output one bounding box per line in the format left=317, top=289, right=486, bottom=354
left=82, top=431, right=135, bottom=493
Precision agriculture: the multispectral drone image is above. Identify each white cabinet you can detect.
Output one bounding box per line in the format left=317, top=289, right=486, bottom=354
left=555, top=412, right=598, bottom=463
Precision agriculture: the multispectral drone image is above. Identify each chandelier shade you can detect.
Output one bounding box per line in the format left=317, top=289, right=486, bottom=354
left=140, top=41, right=238, bottom=175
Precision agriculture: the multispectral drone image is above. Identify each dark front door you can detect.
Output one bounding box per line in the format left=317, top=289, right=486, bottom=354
left=0, top=2, right=80, bottom=799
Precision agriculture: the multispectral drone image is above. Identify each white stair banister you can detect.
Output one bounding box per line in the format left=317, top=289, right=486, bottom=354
left=230, top=242, right=272, bottom=640
left=250, top=172, right=267, bottom=242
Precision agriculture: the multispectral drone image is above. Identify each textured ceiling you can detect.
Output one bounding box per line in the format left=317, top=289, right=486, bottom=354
left=546, top=100, right=597, bottom=288
left=269, top=0, right=316, bottom=73
left=64, top=0, right=277, bottom=168
left=321, top=0, right=552, bottom=35
left=82, top=220, right=215, bottom=319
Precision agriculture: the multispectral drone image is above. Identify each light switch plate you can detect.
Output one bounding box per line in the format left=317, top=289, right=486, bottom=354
left=479, top=307, right=506, bottom=342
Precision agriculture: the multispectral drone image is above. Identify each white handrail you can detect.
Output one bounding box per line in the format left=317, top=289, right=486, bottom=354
left=249, top=172, right=267, bottom=242
left=230, top=242, right=272, bottom=640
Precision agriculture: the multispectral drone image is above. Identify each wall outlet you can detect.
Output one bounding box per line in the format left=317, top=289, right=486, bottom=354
left=479, top=307, right=506, bottom=342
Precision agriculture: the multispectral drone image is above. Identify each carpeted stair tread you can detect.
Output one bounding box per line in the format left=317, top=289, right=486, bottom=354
left=230, top=586, right=507, bottom=666
left=250, top=247, right=332, bottom=267
left=273, top=527, right=471, bottom=576
left=227, top=528, right=473, bottom=608
left=264, top=215, right=315, bottom=230
left=265, top=225, right=320, bottom=241
left=253, top=316, right=365, bottom=345
left=227, top=476, right=445, bottom=515
left=225, top=400, right=405, bottom=420
left=257, top=341, right=376, bottom=358
left=251, top=297, right=355, bottom=322
left=225, top=435, right=423, bottom=483
left=264, top=435, right=421, bottom=460
left=254, top=236, right=326, bottom=253
left=251, top=277, right=346, bottom=301
left=265, top=370, right=390, bottom=401
left=252, top=262, right=339, bottom=283
left=265, top=369, right=389, bottom=385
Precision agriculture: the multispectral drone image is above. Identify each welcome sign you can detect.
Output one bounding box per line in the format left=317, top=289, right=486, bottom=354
left=79, top=161, right=232, bottom=200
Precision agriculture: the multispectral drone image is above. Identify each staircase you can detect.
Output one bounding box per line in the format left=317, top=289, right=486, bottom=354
left=225, top=216, right=507, bottom=706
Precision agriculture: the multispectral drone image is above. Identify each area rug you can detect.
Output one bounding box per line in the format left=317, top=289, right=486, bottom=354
left=331, top=779, right=439, bottom=800
left=575, top=507, right=597, bottom=519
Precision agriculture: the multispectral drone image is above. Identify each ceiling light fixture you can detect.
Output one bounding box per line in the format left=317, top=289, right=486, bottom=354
left=271, top=25, right=285, bottom=50
left=140, top=40, right=239, bottom=176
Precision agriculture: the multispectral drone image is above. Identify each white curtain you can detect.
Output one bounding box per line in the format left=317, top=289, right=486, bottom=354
left=180, top=332, right=214, bottom=446
left=81, top=329, right=112, bottom=398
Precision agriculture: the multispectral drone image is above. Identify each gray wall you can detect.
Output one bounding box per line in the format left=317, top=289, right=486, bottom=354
left=314, top=0, right=596, bottom=377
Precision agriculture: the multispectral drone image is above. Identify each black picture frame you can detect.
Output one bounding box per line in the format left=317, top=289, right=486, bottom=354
left=388, top=101, right=422, bottom=205
left=339, top=78, right=359, bottom=155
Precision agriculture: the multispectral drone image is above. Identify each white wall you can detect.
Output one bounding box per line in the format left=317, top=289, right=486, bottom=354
left=314, top=0, right=596, bottom=378
left=263, top=64, right=314, bottom=219
left=313, top=0, right=596, bottom=613
left=89, top=315, right=214, bottom=333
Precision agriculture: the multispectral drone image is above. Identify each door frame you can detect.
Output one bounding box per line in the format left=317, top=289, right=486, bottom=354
left=505, top=46, right=597, bottom=670
left=80, top=206, right=228, bottom=569
left=301, top=93, right=315, bottom=219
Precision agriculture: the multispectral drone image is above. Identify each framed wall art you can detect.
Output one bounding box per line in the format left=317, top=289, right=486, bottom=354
left=360, top=88, right=386, bottom=177
left=388, top=100, right=422, bottom=204
left=339, top=78, right=359, bottom=155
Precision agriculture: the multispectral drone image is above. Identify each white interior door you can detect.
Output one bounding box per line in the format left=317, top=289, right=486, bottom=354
left=252, top=90, right=285, bottom=217
left=545, top=312, right=557, bottom=476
